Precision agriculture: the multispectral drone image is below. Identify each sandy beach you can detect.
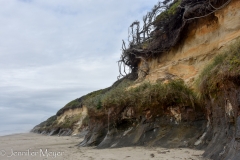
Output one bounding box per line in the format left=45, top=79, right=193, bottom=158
left=0, top=133, right=208, bottom=160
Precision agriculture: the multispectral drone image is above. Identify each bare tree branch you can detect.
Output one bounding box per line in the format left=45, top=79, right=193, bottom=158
left=118, top=0, right=232, bottom=79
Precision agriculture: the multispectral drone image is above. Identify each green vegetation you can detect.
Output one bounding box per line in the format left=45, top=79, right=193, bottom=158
left=103, top=79, right=197, bottom=115
left=154, top=0, right=180, bottom=25
left=56, top=77, right=135, bottom=116
left=83, top=78, right=197, bottom=118
left=37, top=115, right=57, bottom=129
left=196, top=39, right=240, bottom=97
left=84, top=78, right=134, bottom=110
left=56, top=99, right=81, bottom=116
left=35, top=77, right=133, bottom=130
left=37, top=77, right=198, bottom=131
left=167, top=0, right=181, bottom=15
left=56, top=88, right=110, bottom=116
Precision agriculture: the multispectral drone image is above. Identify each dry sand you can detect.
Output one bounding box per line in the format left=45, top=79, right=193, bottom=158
left=0, top=133, right=208, bottom=160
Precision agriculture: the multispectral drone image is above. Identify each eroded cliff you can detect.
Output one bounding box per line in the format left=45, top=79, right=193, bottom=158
left=139, top=0, right=240, bottom=85
left=32, top=0, right=240, bottom=159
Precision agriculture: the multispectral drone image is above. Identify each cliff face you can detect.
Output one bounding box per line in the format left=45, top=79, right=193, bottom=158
left=32, top=0, right=240, bottom=160
left=140, top=0, right=240, bottom=85
left=32, top=106, right=88, bottom=136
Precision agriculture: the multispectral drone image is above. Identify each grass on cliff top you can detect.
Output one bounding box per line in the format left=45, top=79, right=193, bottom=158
left=196, top=38, right=240, bottom=97
left=85, top=78, right=197, bottom=118
left=56, top=76, right=135, bottom=116
left=56, top=88, right=110, bottom=116
left=34, top=115, right=59, bottom=132
left=104, top=79, right=197, bottom=115
left=83, top=77, right=134, bottom=116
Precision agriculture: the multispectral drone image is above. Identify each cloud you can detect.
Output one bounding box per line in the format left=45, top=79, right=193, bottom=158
left=0, top=0, right=158, bottom=135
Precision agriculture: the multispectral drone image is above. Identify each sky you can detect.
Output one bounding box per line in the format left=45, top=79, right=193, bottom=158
left=0, top=0, right=158, bottom=136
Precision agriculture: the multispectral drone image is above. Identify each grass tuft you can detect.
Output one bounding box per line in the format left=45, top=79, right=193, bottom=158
left=195, top=38, right=240, bottom=97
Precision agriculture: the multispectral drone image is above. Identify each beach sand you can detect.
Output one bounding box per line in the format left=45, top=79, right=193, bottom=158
left=0, top=133, right=208, bottom=160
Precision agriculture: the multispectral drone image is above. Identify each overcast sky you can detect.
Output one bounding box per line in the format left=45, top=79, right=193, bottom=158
left=0, top=0, right=158, bottom=136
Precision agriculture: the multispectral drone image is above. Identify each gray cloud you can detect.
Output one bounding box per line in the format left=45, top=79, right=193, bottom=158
left=0, top=0, right=158, bottom=135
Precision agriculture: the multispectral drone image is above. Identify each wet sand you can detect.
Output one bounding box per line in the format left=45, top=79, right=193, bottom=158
left=0, top=133, right=208, bottom=160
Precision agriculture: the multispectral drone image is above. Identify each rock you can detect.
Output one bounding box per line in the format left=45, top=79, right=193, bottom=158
left=150, top=153, right=155, bottom=158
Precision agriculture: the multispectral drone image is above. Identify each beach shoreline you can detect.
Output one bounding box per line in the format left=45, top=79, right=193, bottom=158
left=0, top=133, right=208, bottom=160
